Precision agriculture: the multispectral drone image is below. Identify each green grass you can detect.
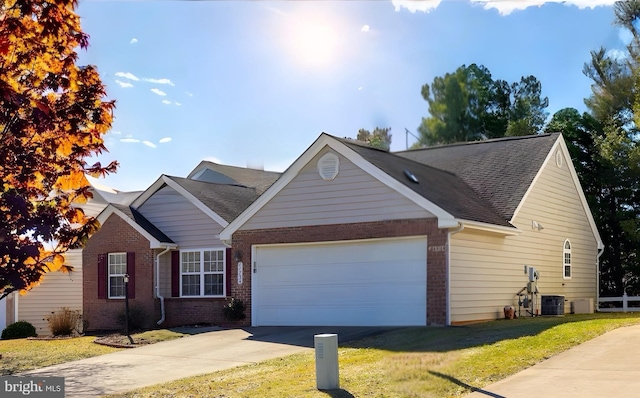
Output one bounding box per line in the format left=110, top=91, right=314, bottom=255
left=0, top=329, right=186, bottom=376
left=104, top=313, right=640, bottom=398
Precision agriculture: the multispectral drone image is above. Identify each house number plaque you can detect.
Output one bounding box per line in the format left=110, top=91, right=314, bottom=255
left=237, top=262, right=243, bottom=285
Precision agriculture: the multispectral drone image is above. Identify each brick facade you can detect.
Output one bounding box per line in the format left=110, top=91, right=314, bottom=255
left=85, top=215, right=449, bottom=329
left=83, top=216, right=156, bottom=331
left=83, top=215, right=229, bottom=331
left=231, top=218, right=449, bottom=326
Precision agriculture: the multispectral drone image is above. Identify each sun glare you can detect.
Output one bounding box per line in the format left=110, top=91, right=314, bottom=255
left=284, top=16, right=342, bottom=69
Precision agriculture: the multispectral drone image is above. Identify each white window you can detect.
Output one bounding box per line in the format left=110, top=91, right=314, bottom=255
left=108, top=252, right=127, bottom=299
left=181, top=249, right=225, bottom=297
left=563, top=239, right=572, bottom=279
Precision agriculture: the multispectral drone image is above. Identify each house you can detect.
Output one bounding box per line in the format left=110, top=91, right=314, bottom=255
left=218, top=133, right=603, bottom=326
left=1, top=181, right=140, bottom=335
left=82, top=163, right=281, bottom=331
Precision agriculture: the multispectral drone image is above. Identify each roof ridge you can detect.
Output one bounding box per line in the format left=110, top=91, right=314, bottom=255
left=166, top=175, right=253, bottom=190
left=396, top=132, right=559, bottom=154
left=338, top=137, right=460, bottom=178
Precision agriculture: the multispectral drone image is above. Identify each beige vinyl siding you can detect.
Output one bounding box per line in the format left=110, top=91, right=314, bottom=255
left=16, top=249, right=83, bottom=335
left=137, top=186, right=224, bottom=248
left=450, top=148, right=598, bottom=323
left=241, top=148, right=433, bottom=230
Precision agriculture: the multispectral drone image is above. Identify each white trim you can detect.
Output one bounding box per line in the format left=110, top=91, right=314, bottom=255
left=458, top=219, right=521, bottom=236
left=511, top=134, right=604, bottom=250
left=131, top=175, right=229, bottom=228
left=107, top=252, right=127, bottom=299
left=96, top=205, right=177, bottom=249
left=563, top=239, right=572, bottom=280
left=221, top=134, right=458, bottom=241
left=178, top=247, right=226, bottom=298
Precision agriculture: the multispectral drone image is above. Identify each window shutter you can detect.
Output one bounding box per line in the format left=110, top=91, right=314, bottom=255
left=171, top=250, right=180, bottom=297
left=225, top=248, right=232, bottom=297
left=127, top=252, right=136, bottom=299
left=97, top=254, right=106, bottom=299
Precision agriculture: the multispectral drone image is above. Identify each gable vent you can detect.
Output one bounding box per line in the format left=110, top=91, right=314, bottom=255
left=318, top=152, right=340, bottom=181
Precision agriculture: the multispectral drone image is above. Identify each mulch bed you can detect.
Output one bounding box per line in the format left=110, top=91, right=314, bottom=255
left=93, top=334, right=153, bottom=348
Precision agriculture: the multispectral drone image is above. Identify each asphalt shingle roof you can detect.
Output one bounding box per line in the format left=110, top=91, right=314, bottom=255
left=338, top=138, right=511, bottom=226
left=112, top=203, right=175, bottom=244
left=166, top=176, right=261, bottom=223
left=188, top=162, right=281, bottom=195
left=395, top=133, right=559, bottom=221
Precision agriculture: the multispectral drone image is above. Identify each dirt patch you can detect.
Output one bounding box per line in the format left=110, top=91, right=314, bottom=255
left=94, top=334, right=154, bottom=348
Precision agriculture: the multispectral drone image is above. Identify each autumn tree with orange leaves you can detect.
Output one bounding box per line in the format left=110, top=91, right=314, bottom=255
left=0, top=0, right=117, bottom=300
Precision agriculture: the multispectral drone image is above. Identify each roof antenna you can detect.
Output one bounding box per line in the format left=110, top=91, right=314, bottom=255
left=405, top=128, right=420, bottom=150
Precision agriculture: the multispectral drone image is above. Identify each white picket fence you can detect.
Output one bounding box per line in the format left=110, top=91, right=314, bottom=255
left=599, top=293, right=640, bottom=312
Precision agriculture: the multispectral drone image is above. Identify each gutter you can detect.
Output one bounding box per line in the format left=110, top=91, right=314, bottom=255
left=446, top=222, right=465, bottom=326
left=155, top=246, right=173, bottom=325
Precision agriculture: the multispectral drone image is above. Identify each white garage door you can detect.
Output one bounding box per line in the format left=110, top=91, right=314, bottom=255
left=252, top=237, right=427, bottom=326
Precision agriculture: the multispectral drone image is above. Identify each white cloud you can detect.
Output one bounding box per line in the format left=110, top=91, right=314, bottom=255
left=606, top=48, right=628, bottom=61
left=175, top=101, right=182, bottom=106
left=162, top=99, right=172, bottom=105
left=111, top=130, right=122, bottom=135
left=358, top=86, right=363, bottom=91
left=120, top=138, right=140, bottom=143
left=130, top=38, right=138, bottom=44
left=391, top=0, right=615, bottom=15
left=143, top=77, right=175, bottom=86
left=361, top=25, right=370, bottom=32
left=159, top=137, right=172, bottom=143
left=115, top=79, right=133, bottom=88
left=185, top=91, right=194, bottom=97
left=470, top=0, right=616, bottom=15
left=115, top=72, right=140, bottom=81
left=151, top=88, right=167, bottom=96
left=143, top=141, right=157, bottom=148
left=392, top=0, right=441, bottom=13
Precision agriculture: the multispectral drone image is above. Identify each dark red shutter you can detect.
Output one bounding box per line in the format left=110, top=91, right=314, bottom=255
left=225, top=248, right=232, bottom=297
left=97, top=254, right=106, bottom=299
left=171, top=250, right=180, bottom=297
left=127, top=252, right=135, bottom=299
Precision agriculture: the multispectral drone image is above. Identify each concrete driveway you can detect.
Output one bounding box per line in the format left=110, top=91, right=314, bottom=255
left=21, top=326, right=385, bottom=397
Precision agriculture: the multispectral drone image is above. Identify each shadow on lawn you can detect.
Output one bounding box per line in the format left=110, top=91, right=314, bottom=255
left=343, top=313, right=640, bottom=353
left=429, top=371, right=505, bottom=398
left=319, top=388, right=356, bottom=398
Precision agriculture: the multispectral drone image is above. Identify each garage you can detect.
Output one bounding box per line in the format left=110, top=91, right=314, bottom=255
left=252, top=236, right=428, bottom=326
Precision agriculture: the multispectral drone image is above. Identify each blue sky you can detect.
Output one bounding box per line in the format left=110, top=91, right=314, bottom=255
left=76, top=0, right=623, bottom=192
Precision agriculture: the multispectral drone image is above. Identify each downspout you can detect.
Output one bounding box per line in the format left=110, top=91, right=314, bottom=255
left=446, top=222, right=465, bottom=326
left=13, top=292, right=18, bottom=323
left=156, top=246, right=172, bottom=325
left=596, top=246, right=604, bottom=311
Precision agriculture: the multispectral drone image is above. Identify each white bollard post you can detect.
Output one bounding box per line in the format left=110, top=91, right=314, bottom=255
left=314, top=333, right=339, bottom=390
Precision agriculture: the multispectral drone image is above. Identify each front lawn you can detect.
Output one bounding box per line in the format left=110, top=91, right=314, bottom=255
left=0, top=329, right=186, bottom=375
left=105, top=313, right=640, bottom=398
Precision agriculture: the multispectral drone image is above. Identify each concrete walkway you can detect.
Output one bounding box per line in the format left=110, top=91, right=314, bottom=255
left=465, top=324, right=640, bottom=398
left=22, top=326, right=382, bottom=397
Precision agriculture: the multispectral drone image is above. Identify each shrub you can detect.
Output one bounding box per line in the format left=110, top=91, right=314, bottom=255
left=1, top=321, right=37, bottom=340
left=46, top=308, right=83, bottom=336
left=116, top=305, right=148, bottom=331
left=223, top=298, right=246, bottom=321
